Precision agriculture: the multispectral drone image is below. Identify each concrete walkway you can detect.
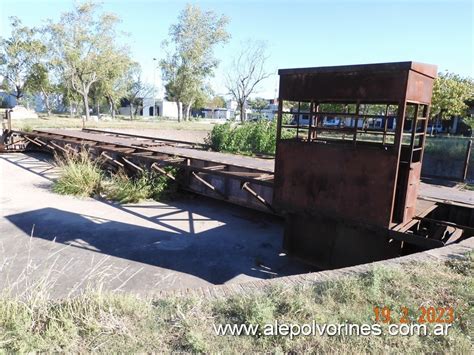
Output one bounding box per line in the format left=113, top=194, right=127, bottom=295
left=1, top=152, right=472, bottom=299
left=0, top=153, right=310, bottom=298
left=419, top=178, right=474, bottom=205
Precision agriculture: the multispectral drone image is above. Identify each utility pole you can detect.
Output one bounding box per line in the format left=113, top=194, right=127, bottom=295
left=152, top=57, right=157, bottom=119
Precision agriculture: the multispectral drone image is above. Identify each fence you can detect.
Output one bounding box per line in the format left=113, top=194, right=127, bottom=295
left=421, top=136, right=473, bottom=181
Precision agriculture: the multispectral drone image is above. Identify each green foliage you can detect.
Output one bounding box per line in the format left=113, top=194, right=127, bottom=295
left=160, top=4, right=229, bottom=121
left=248, top=97, right=268, bottom=113
left=47, top=1, right=132, bottom=121
left=424, top=137, right=470, bottom=160
left=208, top=95, right=226, bottom=109
left=53, top=151, right=176, bottom=202
left=105, top=169, right=177, bottom=203
left=123, top=64, right=153, bottom=120
left=0, top=16, right=45, bottom=100
left=25, top=62, right=57, bottom=115
left=206, top=120, right=278, bottom=155
left=0, top=255, right=471, bottom=352
left=431, top=72, right=474, bottom=119
left=21, top=123, right=33, bottom=132
left=52, top=150, right=104, bottom=197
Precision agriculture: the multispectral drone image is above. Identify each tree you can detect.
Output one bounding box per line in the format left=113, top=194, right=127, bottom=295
left=225, top=40, right=271, bottom=122
left=123, top=64, right=153, bottom=120
left=89, top=51, right=131, bottom=119
left=160, top=4, right=229, bottom=122
left=47, top=1, right=131, bottom=124
left=24, top=62, right=56, bottom=116
left=101, top=55, right=132, bottom=119
left=208, top=95, right=226, bottom=109
left=431, top=72, right=474, bottom=120
left=248, top=97, right=268, bottom=114
left=0, top=17, right=44, bottom=103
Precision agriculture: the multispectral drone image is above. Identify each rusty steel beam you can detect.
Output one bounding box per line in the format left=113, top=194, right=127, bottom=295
left=191, top=171, right=226, bottom=199
left=122, top=157, right=144, bottom=172
left=100, top=151, right=124, bottom=168
left=241, top=182, right=275, bottom=213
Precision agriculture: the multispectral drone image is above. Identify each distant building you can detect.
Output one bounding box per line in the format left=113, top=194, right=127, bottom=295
left=201, top=108, right=232, bottom=120
left=226, top=99, right=238, bottom=111
left=119, top=97, right=181, bottom=119
left=142, top=97, right=181, bottom=118
left=248, top=98, right=279, bottom=120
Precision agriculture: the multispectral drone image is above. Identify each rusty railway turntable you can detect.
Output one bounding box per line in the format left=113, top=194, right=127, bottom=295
left=1, top=61, right=472, bottom=269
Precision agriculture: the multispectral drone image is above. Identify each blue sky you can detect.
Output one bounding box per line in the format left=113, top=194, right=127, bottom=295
left=1, top=0, right=473, bottom=99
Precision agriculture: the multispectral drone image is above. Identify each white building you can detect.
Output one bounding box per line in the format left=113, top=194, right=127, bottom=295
left=119, top=98, right=181, bottom=119
left=142, top=97, right=181, bottom=118
left=226, top=99, right=238, bottom=111
left=247, top=98, right=279, bottom=120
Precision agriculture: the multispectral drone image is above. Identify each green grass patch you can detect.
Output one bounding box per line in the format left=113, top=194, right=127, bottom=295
left=0, top=254, right=471, bottom=352
left=52, top=151, right=176, bottom=203
left=462, top=183, right=474, bottom=191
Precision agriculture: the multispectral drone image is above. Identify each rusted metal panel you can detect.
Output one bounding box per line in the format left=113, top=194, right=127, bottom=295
left=4, top=128, right=276, bottom=213
left=406, top=70, right=436, bottom=104
left=279, top=70, right=408, bottom=103
left=278, top=61, right=436, bottom=103
left=283, top=213, right=402, bottom=269
left=274, top=61, right=441, bottom=267
left=274, top=140, right=398, bottom=227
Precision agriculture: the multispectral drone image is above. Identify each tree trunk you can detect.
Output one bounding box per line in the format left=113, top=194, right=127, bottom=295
left=42, top=90, right=51, bottom=117
left=15, top=85, right=22, bottom=102
left=239, top=102, right=246, bottom=122
left=97, top=101, right=100, bottom=119
left=129, top=103, right=134, bottom=120
left=108, top=97, right=115, bottom=120
left=82, top=94, right=90, bottom=127
left=176, top=101, right=181, bottom=123
left=185, top=102, right=192, bottom=120
left=69, top=103, right=74, bottom=118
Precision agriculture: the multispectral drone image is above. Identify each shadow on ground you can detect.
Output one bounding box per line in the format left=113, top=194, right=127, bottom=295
left=3, top=152, right=313, bottom=285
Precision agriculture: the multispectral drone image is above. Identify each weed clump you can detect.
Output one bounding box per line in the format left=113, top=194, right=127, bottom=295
left=106, top=169, right=176, bottom=203
left=52, top=150, right=103, bottom=197
left=52, top=151, right=176, bottom=203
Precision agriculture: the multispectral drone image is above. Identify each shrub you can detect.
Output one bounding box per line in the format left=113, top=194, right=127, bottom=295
left=105, top=169, right=176, bottom=204
left=53, top=151, right=176, bottom=203
left=206, top=120, right=279, bottom=155
left=52, top=150, right=104, bottom=197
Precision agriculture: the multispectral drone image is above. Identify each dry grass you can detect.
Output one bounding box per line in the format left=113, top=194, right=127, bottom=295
left=52, top=150, right=176, bottom=202
left=0, top=253, right=471, bottom=352
left=11, top=115, right=214, bottom=131
left=52, top=150, right=104, bottom=197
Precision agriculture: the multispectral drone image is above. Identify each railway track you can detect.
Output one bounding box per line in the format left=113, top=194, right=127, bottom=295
left=1, top=128, right=275, bottom=212
left=1, top=126, right=472, bottom=253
